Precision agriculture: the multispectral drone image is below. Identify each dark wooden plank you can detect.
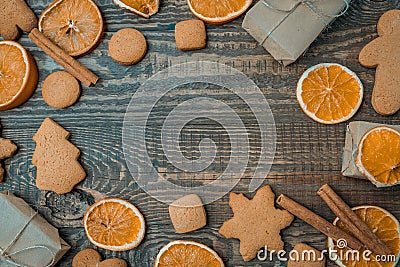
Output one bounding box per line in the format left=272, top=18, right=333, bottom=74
left=0, top=0, right=399, bottom=266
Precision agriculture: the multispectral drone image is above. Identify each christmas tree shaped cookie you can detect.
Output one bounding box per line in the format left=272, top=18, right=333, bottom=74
left=32, top=118, right=86, bottom=194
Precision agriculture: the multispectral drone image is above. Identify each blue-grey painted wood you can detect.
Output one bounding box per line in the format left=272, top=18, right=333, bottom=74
left=0, top=0, right=399, bottom=266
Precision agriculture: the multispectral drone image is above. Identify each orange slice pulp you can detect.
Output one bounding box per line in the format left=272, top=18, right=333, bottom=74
left=83, top=198, right=146, bottom=251
left=0, top=41, right=38, bottom=111
left=154, top=240, right=225, bottom=267
left=186, top=0, right=252, bottom=25
left=297, top=63, right=363, bottom=124
left=39, top=0, right=104, bottom=56
left=357, top=126, right=400, bottom=187
left=114, top=0, right=159, bottom=18
left=328, top=206, right=400, bottom=267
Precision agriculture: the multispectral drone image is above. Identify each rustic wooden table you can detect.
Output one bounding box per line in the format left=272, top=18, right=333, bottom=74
left=1, top=0, right=399, bottom=266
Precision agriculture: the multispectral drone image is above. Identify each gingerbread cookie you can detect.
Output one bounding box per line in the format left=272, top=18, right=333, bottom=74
left=219, top=186, right=294, bottom=261
left=359, top=10, right=400, bottom=115
left=169, top=194, right=207, bottom=233
left=32, top=118, right=86, bottom=194
left=109, top=28, right=147, bottom=65
left=175, top=20, right=207, bottom=51
left=287, top=243, right=326, bottom=267
left=72, top=248, right=127, bottom=267
left=0, top=0, right=37, bottom=40
left=42, top=71, right=81, bottom=109
left=0, top=138, right=17, bottom=182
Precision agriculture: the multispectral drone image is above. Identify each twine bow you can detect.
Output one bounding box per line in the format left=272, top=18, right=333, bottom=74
left=260, top=0, right=350, bottom=45
left=0, top=212, right=56, bottom=267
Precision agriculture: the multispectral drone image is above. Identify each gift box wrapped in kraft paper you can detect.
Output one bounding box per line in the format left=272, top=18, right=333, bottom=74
left=0, top=191, right=70, bottom=267
left=242, top=0, right=350, bottom=66
left=342, top=121, right=400, bottom=179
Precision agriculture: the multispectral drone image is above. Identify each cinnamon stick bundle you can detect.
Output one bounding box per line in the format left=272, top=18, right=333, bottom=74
left=29, top=28, right=98, bottom=87
left=318, top=184, right=391, bottom=255
left=276, top=194, right=363, bottom=251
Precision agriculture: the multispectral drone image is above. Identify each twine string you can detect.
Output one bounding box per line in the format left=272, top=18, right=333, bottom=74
left=260, top=0, right=350, bottom=45
left=0, top=212, right=56, bottom=267
left=342, top=124, right=355, bottom=173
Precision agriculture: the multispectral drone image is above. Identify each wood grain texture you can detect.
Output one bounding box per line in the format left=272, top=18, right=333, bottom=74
left=1, top=0, right=400, bottom=266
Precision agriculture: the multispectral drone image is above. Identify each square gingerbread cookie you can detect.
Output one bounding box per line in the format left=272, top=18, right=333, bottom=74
left=175, top=20, right=207, bottom=51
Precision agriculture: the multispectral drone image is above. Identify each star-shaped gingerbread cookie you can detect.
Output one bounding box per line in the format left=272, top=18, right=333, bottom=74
left=0, top=138, right=17, bottom=182
left=219, top=186, right=294, bottom=261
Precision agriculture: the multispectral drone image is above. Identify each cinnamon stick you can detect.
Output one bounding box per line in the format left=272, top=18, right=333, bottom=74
left=276, top=194, right=363, bottom=251
left=318, top=184, right=391, bottom=255
left=28, top=28, right=98, bottom=87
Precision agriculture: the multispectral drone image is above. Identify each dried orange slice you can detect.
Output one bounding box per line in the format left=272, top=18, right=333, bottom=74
left=187, top=0, right=252, bottom=25
left=83, top=198, right=145, bottom=251
left=297, top=63, right=363, bottom=124
left=356, top=126, right=400, bottom=187
left=0, top=41, right=38, bottom=111
left=154, top=240, right=224, bottom=267
left=38, top=0, right=104, bottom=57
left=328, top=206, right=400, bottom=267
left=114, top=0, right=159, bottom=18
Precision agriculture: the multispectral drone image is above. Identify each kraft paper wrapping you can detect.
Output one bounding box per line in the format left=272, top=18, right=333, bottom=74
left=341, top=121, right=400, bottom=179
left=0, top=191, right=70, bottom=267
left=242, top=0, right=349, bottom=66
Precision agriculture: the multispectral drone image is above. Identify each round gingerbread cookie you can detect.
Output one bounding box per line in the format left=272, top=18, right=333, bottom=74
left=109, top=28, right=147, bottom=65
left=42, top=71, right=81, bottom=109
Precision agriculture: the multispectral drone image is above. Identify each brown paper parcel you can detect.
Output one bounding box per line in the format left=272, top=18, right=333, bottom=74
left=0, top=191, right=70, bottom=267
left=242, top=0, right=349, bottom=66
left=342, top=121, right=400, bottom=179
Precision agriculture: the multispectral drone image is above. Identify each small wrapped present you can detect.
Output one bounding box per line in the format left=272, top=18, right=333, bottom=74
left=0, top=191, right=70, bottom=267
left=341, top=121, right=400, bottom=179
left=242, top=0, right=350, bottom=66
